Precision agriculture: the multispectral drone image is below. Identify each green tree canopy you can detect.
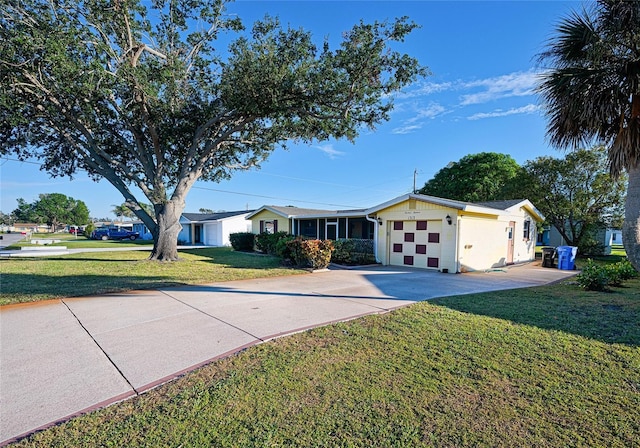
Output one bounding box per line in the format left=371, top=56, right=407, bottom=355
left=418, top=152, right=521, bottom=202
left=510, top=147, right=626, bottom=248
left=537, top=0, right=640, bottom=269
left=12, top=193, right=90, bottom=231
left=1, top=0, right=425, bottom=260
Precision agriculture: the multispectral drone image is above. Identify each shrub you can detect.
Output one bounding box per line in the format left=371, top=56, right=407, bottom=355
left=576, top=259, right=610, bottom=291
left=610, top=259, right=639, bottom=284
left=286, top=237, right=334, bottom=269
left=275, top=234, right=296, bottom=260
left=83, top=223, right=95, bottom=239
left=332, top=239, right=376, bottom=265
left=578, top=236, right=606, bottom=257
left=229, top=232, right=255, bottom=252
left=255, top=231, right=291, bottom=255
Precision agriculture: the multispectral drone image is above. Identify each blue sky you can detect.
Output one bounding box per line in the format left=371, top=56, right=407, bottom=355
left=1, top=0, right=582, bottom=219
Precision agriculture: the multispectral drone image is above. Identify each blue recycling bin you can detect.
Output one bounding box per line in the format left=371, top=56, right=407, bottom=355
left=556, top=246, right=577, bottom=270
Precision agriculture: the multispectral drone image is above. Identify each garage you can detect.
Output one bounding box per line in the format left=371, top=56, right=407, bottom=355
left=370, top=194, right=544, bottom=273
left=389, top=220, right=442, bottom=269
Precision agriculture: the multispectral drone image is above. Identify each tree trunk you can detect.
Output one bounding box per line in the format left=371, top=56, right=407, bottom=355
left=149, top=199, right=185, bottom=261
left=623, top=165, right=640, bottom=271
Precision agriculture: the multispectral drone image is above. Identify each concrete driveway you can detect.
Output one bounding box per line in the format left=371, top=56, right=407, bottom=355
left=0, top=263, right=577, bottom=445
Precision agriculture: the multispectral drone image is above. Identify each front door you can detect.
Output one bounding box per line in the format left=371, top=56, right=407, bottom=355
left=506, top=221, right=515, bottom=264
left=194, top=224, right=202, bottom=244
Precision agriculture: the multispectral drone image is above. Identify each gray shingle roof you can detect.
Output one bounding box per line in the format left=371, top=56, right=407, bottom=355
left=181, top=210, right=253, bottom=222
left=474, top=199, right=526, bottom=211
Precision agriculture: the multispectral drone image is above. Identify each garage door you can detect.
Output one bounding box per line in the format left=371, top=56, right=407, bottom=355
left=389, top=220, right=442, bottom=269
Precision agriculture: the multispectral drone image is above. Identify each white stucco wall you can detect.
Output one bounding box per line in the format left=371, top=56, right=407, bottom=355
left=204, top=216, right=251, bottom=246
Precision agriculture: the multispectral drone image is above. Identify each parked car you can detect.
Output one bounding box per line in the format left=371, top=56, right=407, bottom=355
left=91, top=228, right=140, bottom=241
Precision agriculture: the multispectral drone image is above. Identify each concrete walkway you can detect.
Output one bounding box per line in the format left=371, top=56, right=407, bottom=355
left=0, top=263, right=577, bottom=445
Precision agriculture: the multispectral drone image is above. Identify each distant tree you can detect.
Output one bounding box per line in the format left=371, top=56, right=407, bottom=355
left=0, top=211, right=16, bottom=226
left=1, top=0, right=425, bottom=261
left=537, top=0, right=640, bottom=269
left=13, top=194, right=90, bottom=231
left=199, top=208, right=215, bottom=214
left=113, top=202, right=154, bottom=221
left=418, top=152, right=522, bottom=202
left=510, top=147, right=626, bottom=248
left=12, top=198, right=40, bottom=224
left=111, top=203, right=136, bottom=221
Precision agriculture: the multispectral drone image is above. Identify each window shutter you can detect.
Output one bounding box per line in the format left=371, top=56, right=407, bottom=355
left=274, top=220, right=278, bottom=233
left=260, top=220, right=264, bottom=233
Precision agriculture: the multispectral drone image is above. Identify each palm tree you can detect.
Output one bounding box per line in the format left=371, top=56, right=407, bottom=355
left=537, top=0, right=640, bottom=270
left=111, top=203, right=134, bottom=221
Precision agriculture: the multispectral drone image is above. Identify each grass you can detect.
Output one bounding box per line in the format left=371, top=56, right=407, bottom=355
left=3, top=247, right=639, bottom=446
left=0, top=248, right=304, bottom=305
left=9, top=277, right=639, bottom=447
left=5, top=233, right=153, bottom=249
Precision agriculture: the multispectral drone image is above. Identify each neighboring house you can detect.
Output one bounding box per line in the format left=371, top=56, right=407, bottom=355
left=177, top=210, right=253, bottom=246
left=546, top=225, right=623, bottom=254
left=8, top=223, right=50, bottom=233
left=248, top=194, right=544, bottom=273
left=132, top=221, right=153, bottom=240
left=246, top=206, right=375, bottom=240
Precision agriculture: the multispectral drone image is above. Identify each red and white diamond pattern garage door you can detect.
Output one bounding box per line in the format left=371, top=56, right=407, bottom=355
left=389, top=220, right=442, bottom=269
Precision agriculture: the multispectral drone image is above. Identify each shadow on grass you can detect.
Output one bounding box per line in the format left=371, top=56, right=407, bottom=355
left=430, top=282, right=640, bottom=347
left=0, top=273, right=188, bottom=305
left=180, top=248, right=287, bottom=269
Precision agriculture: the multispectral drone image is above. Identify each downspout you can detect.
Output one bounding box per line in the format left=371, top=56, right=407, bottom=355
left=366, top=214, right=381, bottom=263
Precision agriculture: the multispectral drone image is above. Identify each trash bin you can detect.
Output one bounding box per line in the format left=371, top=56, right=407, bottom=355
left=541, top=247, right=556, bottom=268
left=556, top=246, right=578, bottom=270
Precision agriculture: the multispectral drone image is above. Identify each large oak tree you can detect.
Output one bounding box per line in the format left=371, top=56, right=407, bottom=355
left=1, top=0, right=425, bottom=260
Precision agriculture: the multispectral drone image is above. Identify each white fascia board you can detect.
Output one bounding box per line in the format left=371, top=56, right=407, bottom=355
left=289, top=211, right=366, bottom=219
left=511, top=200, right=545, bottom=222
left=364, top=193, right=501, bottom=216
left=246, top=206, right=292, bottom=220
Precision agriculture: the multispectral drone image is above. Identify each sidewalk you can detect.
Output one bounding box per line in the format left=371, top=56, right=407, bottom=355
left=0, top=263, right=577, bottom=445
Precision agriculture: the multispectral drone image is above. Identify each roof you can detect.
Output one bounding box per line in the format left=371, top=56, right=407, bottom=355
left=181, top=210, right=253, bottom=222
left=474, top=199, right=526, bottom=210
left=246, top=205, right=366, bottom=219
left=475, top=199, right=544, bottom=222
left=365, top=193, right=501, bottom=215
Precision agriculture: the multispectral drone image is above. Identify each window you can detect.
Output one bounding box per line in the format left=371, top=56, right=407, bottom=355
left=523, top=220, right=531, bottom=240
left=260, top=220, right=278, bottom=234
left=299, top=220, right=317, bottom=238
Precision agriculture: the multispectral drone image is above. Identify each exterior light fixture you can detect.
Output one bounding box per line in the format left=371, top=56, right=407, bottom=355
left=446, top=215, right=452, bottom=225
left=377, top=217, right=383, bottom=225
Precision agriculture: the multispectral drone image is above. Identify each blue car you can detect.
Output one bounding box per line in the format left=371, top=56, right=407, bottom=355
left=91, top=228, right=140, bottom=241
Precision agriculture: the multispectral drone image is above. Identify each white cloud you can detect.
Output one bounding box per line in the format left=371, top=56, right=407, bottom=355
left=467, top=104, right=541, bottom=120
left=459, top=71, right=540, bottom=105
left=315, top=144, right=345, bottom=159
left=392, top=124, right=423, bottom=135
left=396, top=81, right=453, bottom=99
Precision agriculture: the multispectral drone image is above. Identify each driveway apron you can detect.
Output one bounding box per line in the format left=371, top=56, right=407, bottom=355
left=0, top=263, right=576, bottom=445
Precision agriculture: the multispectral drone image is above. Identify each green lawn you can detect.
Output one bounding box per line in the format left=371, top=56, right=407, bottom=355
left=0, top=248, right=304, bottom=305
left=3, top=248, right=638, bottom=446
left=9, top=276, right=639, bottom=447
left=4, top=233, right=153, bottom=249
